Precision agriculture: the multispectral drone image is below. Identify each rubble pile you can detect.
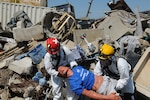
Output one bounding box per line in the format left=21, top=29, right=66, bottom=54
left=0, top=9, right=76, bottom=99
left=0, top=0, right=150, bottom=99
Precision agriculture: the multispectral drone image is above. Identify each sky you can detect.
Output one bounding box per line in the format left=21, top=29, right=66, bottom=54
left=48, top=0, right=150, bottom=19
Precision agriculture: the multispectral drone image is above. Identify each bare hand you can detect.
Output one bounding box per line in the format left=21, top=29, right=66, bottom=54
left=108, top=92, right=121, bottom=100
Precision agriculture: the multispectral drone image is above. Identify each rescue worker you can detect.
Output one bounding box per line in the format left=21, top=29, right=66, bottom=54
left=58, top=65, right=121, bottom=100
left=44, top=37, right=78, bottom=100
left=94, top=43, right=135, bottom=100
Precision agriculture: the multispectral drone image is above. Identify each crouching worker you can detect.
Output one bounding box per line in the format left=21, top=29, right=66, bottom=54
left=58, top=65, right=121, bottom=100
left=44, top=37, right=78, bottom=100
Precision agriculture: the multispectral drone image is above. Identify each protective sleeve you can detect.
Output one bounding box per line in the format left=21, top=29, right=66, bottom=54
left=70, top=61, right=78, bottom=68
left=115, top=58, right=130, bottom=90
left=44, top=53, right=59, bottom=76
left=93, top=61, right=103, bottom=76
left=63, top=46, right=78, bottom=68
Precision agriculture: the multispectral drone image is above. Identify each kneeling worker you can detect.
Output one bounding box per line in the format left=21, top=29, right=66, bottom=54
left=58, top=65, right=121, bottom=100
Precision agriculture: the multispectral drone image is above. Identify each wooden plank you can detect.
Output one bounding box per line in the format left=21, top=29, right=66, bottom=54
left=133, top=47, right=150, bottom=98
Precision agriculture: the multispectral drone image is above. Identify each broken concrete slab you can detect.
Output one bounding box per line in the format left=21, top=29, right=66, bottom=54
left=62, top=39, right=76, bottom=49
left=0, top=55, right=15, bottom=69
left=97, top=10, right=136, bottom=41
left=10, top=97, right=24, bottom=100
left=0, top=68, right=13, bottom=86
left=145, top=28, right=150, bottom=34
left=13, top=25, right=44, bottom=42
left=0, top=88, right=9, bottom=100
left=3, top=42, right=17, bottom=51
left=73, top=28, right=104, bottom=46
left=16, top=21, right=25, bottom=28
left=8, top=57, right=33, bottom=75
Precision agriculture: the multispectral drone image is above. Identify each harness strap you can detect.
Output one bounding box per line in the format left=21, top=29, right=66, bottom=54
left=52, top=48, right=67, bottom=70
left=100, top=59, right=120, bottom=80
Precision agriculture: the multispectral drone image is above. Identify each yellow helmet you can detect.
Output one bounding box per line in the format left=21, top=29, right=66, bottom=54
left=99, top=44, right=115, bottom=60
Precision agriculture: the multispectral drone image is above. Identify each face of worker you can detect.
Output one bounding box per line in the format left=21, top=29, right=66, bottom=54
left=58, top=66, right=69, bottom=78
left=100, top=58, right=112, bottom=67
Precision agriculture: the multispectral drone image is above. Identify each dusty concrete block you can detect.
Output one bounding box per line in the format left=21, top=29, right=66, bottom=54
left=3, top=42, right=17, bottom=51
left=16, top=21, right=25, bottom=28
left=62, top=39, right=76, bottom=49
left=145, top=28, right=150, bottom=34
left=13, top=25, right=44, bottom=42
left=0, top=55, right=15, bottom=69
left=10, top=97, right=24, bottom=100
left=8, top=57, right=32, bottom=75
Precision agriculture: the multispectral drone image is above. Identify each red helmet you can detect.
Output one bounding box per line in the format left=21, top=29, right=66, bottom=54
left=46, top=37, right=60, bottom=54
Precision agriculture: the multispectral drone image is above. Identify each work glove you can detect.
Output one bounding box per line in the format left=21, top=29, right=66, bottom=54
left=115, top=80, right=125, bottom=90
left=39, top=77, right=46, bottom=86
left=57, top=73, right=62, bottom=77
left=32, top=72, right=46, bottom=86
left=32, top=72, right=43, bottom=82
left=70, top=61, right=78, bottom=68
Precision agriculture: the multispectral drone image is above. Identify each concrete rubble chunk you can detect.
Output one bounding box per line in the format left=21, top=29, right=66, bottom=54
left=23, top=86, right=35, bottom=98
left=3, top=42, right=17, bottom=51
left=10, top=97, right=24, bottom=100
left=145, top=28, right=150, bottom=34
left=0, top=88, right=9, bottom=100
left=0, top=55, right=15, bottom=69
left=0, top=68, right=13, bottom=86
left=97, top=10, right=136, bottom=41
left=13, top=25, right=44, bottom=42
left=8, top=57, right=33, bottom=75
left=16, top=21, right=25, bottom=28
left=8, top=73, right=22, bottom=85
left=0, top=0, right=150, bottom=99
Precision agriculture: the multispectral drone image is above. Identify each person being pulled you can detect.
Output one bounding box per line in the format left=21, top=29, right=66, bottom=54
left=58, top=65, right=121, bottom=100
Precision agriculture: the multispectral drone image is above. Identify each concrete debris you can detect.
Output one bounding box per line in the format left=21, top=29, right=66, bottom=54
left=0, top=55, right=15, bottom=69
left=10, top=97, right=24, bottom=100
left=145, top=28, right=150, bottom=34
left=0, top=68, right=13, bottom=86
left=0, top=87, right=10, bottom=100
left=8, top=57, right=33, bottom=75
left=13, top=25, right=44, bottom=42
left=96, top=10, right=136, bottom=41
left=0, top=0, right=150, bottom=99
left=6, top=10, right=33, bottom=32
left=8, top=73, right=22, bottom=85
left=3, top=42, right=17, bottom=51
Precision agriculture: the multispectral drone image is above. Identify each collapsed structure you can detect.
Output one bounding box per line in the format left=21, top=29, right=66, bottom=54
left=0, top=0, right=150, bottom=99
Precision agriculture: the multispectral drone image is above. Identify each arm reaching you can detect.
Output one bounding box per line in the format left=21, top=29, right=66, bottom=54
left=82, top=89, right=121, bottom=100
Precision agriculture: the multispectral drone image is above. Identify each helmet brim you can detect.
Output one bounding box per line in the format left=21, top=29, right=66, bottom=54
left=98, top=55, right=111, bottom=60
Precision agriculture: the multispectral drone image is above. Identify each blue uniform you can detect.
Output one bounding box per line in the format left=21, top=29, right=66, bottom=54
left=69, top=66, right=95, bottom=95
